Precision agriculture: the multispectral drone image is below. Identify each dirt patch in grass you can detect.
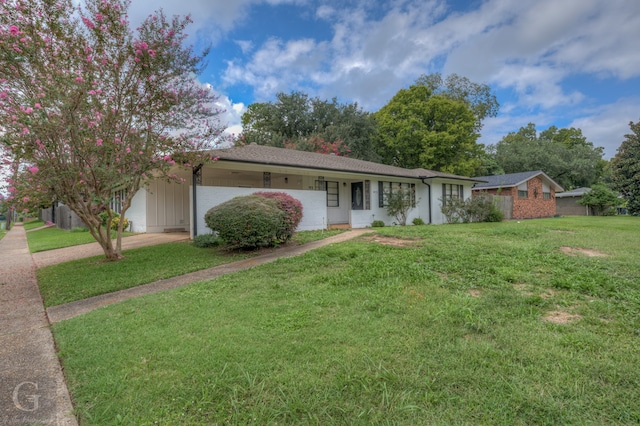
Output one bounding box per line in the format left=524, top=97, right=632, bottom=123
left=513, top=284, right=556, bottom=299
left=469, top=289, right=482, bottom=298
left=559, top=246, right=607, bottom=257
left=539, top=289, right=556, bottom=299
left=543, top=310, right=582, bottom=324
left=365, top=235, right=419, bottom=247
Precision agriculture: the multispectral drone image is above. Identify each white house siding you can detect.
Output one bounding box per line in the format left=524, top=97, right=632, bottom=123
left=349, top=179, right=430, bottom=227
left=430, top=179, right=474, bottom=225
left=145, top=172, right=191, bottom=232
left=190, top=186, right=328, bottom=238
left=126, top=188, right=147, bottom=233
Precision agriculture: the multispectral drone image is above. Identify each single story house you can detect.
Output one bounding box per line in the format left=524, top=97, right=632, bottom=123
left=555, top=187, right=593, bottom=216
left=472, top=170, right=564, bottom=220
left=124, top=144, right=482, bottom=236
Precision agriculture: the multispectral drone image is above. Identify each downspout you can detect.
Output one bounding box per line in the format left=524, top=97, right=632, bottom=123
left=419, top=176, right=432, bottom=224
left=192, top=164, right=203, bottom=237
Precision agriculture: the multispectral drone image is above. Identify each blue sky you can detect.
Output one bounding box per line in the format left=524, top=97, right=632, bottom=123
left=128, top=0, right=640, bottom=159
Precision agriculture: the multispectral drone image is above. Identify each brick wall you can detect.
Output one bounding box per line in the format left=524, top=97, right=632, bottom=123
left=474, top=176, right=556, bottom=219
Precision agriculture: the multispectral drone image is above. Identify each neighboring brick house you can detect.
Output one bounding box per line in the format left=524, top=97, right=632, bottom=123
left=472, top=171, right=564, bottom=220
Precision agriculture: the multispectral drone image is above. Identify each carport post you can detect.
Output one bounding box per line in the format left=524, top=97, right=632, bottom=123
left=192, top=164, right=203, bottom=237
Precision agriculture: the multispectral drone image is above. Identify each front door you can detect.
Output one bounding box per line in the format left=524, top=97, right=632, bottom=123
left=351, top=182, right=364, bottom=210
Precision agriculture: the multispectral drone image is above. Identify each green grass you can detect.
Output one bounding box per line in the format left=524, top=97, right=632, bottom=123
left=26, top=226, right=134, bottom=253
left=38, top=229, right=346, bottom=307
left=53, top=217, right=640, bottom=424
left=23, top=219, right=46, bottom=230
left=290, top=228, right=345, bottom=244
left=38, top=242, right=252, bottom=307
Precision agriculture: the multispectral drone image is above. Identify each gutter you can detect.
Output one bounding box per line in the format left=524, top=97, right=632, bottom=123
left=192, top=164, right=203, bottom=237
left=419, top=176, right=432, bottom=224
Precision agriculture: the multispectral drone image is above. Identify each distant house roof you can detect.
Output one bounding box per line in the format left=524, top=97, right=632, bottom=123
left=472, top=170, right=564, bottom=192
left=210, top=144, right=481, bottom=182
left=555, top=187, right=591, bottom=198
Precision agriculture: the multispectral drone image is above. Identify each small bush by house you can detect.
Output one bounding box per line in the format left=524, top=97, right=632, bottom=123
left=441, top=196, right=503, bottom=224
left=192, top=233, right=223, bottom=248
left=204, top=195, right=287, bottom=249
left=98, top=210, right=130, bottom=231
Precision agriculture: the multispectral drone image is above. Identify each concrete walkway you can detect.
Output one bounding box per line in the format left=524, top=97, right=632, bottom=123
left=0, top=224, right=77, bottom=425
left=47, top=229, right=372, bottom=323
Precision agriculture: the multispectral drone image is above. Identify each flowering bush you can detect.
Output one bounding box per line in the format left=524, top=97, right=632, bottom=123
left=98, top=210, right=129, bottom=231
left=253, top=192, right=303, bottom=242
left=204, top=196, right=286, bottom=250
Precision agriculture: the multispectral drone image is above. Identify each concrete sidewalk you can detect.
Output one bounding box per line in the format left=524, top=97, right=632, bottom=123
left=47, top=229, right=372, bottom=324
left=0, top=224, right=77, bottom=425
left=32, top=232, right=190, bottom=268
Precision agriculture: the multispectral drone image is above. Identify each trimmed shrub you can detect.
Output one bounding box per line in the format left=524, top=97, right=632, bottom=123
left=412, top=217, right=425, bottom=226
left=204, top=195, right=286, bottom=249
left=192, top=233, right=223, bottom=248
left=371, top=220, right=386, bottom=227
left=253, top=192, right=303, bottom=242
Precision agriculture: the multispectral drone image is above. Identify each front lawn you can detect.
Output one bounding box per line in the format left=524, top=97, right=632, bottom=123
left=26, top=226, right=134, bottom=253
left=38, top=229, right=346, bottom=307
left=53, top=217, right=640, bottom=424
left=38, top=241, right=252, bottom=307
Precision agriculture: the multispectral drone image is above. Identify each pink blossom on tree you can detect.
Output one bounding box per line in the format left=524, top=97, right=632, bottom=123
left=1, top=0, right=227, bottom=260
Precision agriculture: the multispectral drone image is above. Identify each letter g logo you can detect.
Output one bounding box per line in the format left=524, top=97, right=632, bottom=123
left=12, top=381, right=40, bottom=412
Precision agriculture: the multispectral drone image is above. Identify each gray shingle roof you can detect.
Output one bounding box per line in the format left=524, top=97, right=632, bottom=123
left=555, top=187, right=590, bottom=198
left=210, top=144, right=480, bottom=182
left=472, top=170, right=564, bottom=191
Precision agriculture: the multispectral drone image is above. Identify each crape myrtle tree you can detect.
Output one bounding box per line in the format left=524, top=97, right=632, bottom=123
left=0, top=0, right=226, bottom=260
left=611, top=120, right=640, bottom=215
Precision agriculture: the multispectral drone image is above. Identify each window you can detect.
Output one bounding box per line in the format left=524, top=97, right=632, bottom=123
left=110, top=188, right=128, bottom=214
left=543, top=192, right=551, bottom=199
left=517, top=182, right=528, bottom=198
left=441, top=184, right=464, bottom=205
left=379, top=182, right=416, bottom=207
left=542, top=182, right=551, bottom=199
left=316, top=179, right=339, bottom=207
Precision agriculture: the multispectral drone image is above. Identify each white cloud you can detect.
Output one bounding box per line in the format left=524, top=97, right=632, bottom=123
left=568, top=99, right=640, bottom=159
left=131, top=0, right=639, bottom=156
left=235, top=40, right=254, bottom=54
left=214, top=93, right=245, bottom=139
left=126, top=0, right=304, bottom=44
